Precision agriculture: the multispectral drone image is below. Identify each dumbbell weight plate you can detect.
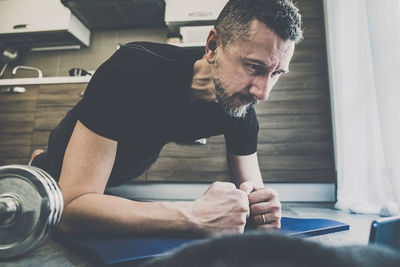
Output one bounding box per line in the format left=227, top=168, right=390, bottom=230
left=31, top=166, right=63, bottom=226
left=19, top=165, right=64, bottom=258
left=17, top=166, right=58, bottom=252
left=22, top=166, right=57, bottom=238
left=0, top=165, right=60, bottom=259
left=28, top=166, right=63, bottom=242
left=0, top=171, right=43, bottom=245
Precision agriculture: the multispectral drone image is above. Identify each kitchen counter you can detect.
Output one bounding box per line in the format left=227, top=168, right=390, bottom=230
left=0, top=76, right=91, bottom=86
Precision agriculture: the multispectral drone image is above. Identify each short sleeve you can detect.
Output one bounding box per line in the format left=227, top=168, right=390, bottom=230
left=74, top=60, right=123, bottom=141
left=224, top=106, right=259, bottom=155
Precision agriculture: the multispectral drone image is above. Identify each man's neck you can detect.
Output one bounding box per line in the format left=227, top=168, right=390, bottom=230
left=189, top=56, right=217, bottom=103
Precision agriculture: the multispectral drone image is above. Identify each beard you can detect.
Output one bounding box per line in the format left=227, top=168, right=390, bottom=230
left=213, top=77, right=258, bottom=118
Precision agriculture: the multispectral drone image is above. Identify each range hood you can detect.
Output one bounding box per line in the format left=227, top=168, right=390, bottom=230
left=0, top=0, right=90, bottom=50
left=61, top=0, right=165, bottom=30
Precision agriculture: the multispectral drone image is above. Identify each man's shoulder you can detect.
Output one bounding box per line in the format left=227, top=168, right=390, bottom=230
left=101, top=41, right=202, bottom=76
left=115, top=41, right=205, bottom=63
left=119, top=41, right=183, bottom=60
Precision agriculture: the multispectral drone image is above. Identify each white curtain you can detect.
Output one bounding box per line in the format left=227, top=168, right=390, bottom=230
left=324, top=0, right=400, bottom=214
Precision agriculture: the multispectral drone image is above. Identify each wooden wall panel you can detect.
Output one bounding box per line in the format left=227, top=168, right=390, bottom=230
left=29, top=83, right=148, bottom=182
left=32, top=132, right=49, bottom=147
left=273, top=75, right=328, bottom=90
left=297, top=0, right=323, bottom=18
left=258, top=128, right=331, bottom=143
left=0, top=120, right=34, bottom=134
left=147, top=0, right=334, bottom=183
left=257, top=114, right=330, bottom=129
left=0, top=84, right=83, bottom=166
left=0, top=85, right=38, bottom=165
left=30, top=84, right=85, bottom=154
left=37, top=84, right=83, bottom=106
left=258, top=170, right=334, bottom=182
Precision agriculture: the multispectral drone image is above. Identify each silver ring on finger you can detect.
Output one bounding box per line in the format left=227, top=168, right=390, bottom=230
left=261, top=214, right=267, bottom=224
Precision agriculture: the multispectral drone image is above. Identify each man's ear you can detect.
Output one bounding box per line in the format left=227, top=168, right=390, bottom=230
left=205, top=29, right=219, bottom=64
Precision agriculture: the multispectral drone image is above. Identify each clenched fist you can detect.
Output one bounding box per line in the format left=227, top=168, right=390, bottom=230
left=186, top=181, right=250, bottom=236
left=240, top=181, right=282, bottom=230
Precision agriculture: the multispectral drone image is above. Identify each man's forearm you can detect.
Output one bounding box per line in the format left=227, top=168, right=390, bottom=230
left=58, top=193, right=196, bottom=235
left=58, top=182, right=252, bottom=237
left=228, top=162, right=264, bottom=188
left=233, top=174, right=264, bottom=188
left=226, top=152, right=264, bottom=188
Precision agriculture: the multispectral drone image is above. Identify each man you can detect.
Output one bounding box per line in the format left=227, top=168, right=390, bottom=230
left=31, top=0, right=303, bottom=236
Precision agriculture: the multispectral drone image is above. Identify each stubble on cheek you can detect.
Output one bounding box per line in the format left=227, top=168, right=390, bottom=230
left=212, top=58, right=258, bottom=117
left=214, top=78, right=255, bottom=118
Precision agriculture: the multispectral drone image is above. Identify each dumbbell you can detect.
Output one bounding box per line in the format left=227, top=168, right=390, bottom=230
left=0, top=164, right=63, bottom=259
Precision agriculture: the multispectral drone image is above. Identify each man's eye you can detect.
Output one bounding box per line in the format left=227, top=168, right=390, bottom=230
left=250, top=64, right=259, bottom=69
left=247, top=64, right=265, bottom=75
left=271, top=70, right=283, bottom=77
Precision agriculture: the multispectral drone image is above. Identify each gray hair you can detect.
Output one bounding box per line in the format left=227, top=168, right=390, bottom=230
left=215, top=0, right=303, bottom=46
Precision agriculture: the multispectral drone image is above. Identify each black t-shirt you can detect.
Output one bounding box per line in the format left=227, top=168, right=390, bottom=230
left=70, top=42, right=259, bottom=185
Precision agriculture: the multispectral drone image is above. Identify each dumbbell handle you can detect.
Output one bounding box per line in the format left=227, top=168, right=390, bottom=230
left=0, top=195, right=20, bottom=228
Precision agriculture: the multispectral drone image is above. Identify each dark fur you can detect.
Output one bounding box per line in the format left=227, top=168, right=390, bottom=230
left=140, top=231, right=400, bottom=267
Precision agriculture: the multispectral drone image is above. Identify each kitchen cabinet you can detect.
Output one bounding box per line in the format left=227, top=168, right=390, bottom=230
left=0, top=83, right=85, bottom=165
left=0, top=0, right=90, bottom=49
left=31, top=83, right=86, bottom=152
left=165, top=0, right=228, bottom=28
left=0, top=85, right=38, bottom=165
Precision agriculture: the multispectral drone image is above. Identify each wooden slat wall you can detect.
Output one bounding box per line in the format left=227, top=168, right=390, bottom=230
left=147, top=0, right=334, bottom=183
left=0, top=85, right=38, bottom=165
left=0, top=84, right=86, bottom=166
left=31, top=84, right=85, bottom=153
left=34, top=84, right=147, bottom=181
left=0, top=0, right=333, bottom=184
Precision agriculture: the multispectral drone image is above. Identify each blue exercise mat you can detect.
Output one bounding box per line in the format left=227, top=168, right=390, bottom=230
left=280, top=217, right=350, bottom=237
left=55, top=217, right=349, bottom=265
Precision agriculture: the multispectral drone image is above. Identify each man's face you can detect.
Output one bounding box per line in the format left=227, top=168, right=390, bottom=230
left=209, top=20, right=295, bottom=117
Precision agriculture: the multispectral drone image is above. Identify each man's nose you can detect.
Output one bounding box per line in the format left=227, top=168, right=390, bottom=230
left=249, top=76, right=270, bottom=101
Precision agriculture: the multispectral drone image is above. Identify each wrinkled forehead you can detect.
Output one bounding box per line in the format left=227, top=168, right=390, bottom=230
left=249, top=20, right=294, bottom=54
left=225, top=20, right=295, bottom=66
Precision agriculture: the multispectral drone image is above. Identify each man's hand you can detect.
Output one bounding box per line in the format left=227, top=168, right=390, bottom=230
left=187, top=181, right=250, bottom=236
left=240, top=181, right=282, bottom=230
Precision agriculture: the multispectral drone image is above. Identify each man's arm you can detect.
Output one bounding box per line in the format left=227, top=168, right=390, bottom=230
left=227, top=152, right=282, bottom=229
left=57, top=120, right=250, bottom=236
left=227, top=152, right=263, bottom=187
